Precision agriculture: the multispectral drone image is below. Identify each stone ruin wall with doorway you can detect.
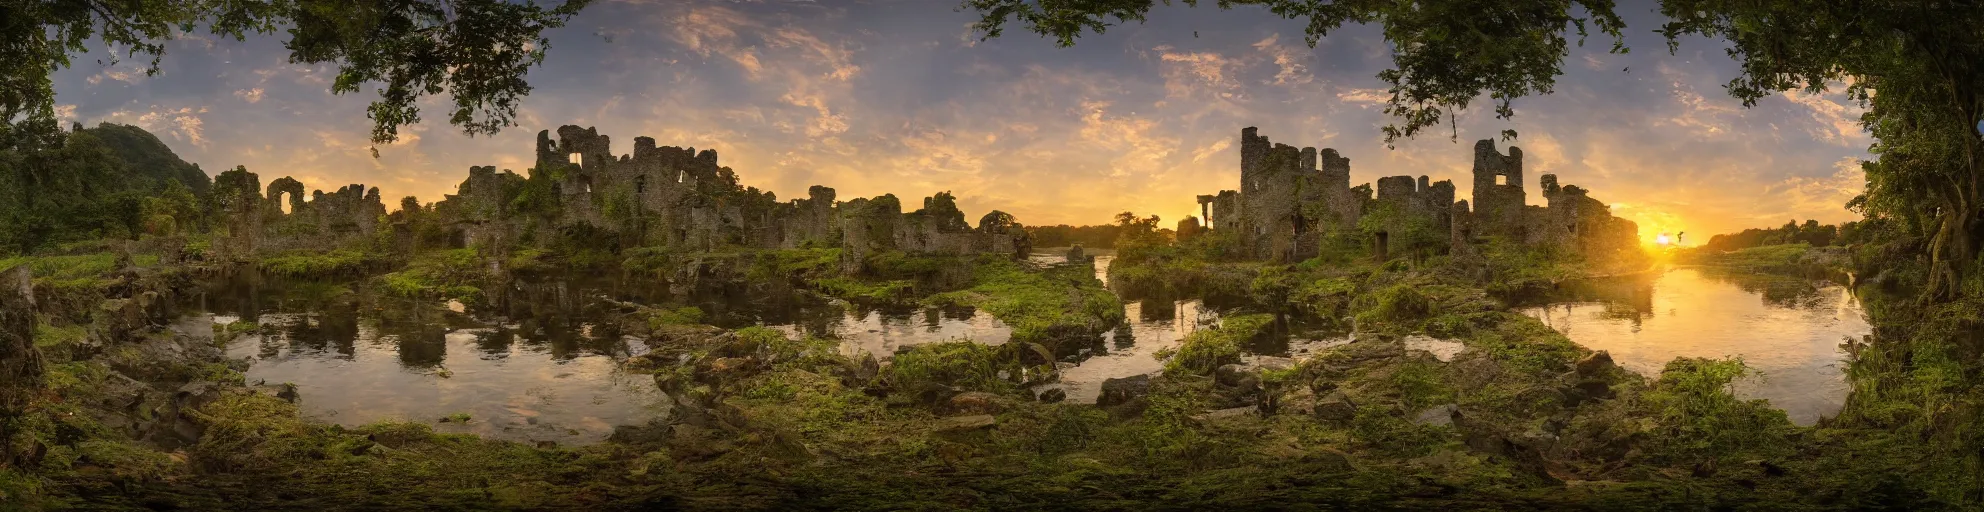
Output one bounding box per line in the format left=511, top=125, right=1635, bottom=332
left=200, top=125, right=1031, bottom=270
left=1190, top=127, right=1638, bottom=262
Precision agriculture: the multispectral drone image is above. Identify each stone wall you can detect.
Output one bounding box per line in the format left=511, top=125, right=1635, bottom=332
left=207, top=167, right=387, bottom=261
left=202, top=126, right=1029, bottom=268
left=1196, top=128, right=1635, bottom=262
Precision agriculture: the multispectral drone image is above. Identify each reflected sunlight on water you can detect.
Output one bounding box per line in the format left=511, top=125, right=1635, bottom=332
left=1522, top=268, right=1870, bottom=425
left=221, top=310, right=668, bottom=445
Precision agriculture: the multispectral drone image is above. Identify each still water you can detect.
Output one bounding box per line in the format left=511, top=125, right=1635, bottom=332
left=1522, top=268, right=1870, bottom=425
left=186, top=277, right=668, bottom=445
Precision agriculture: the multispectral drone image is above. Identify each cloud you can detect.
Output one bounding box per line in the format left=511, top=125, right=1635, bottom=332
left=234, top=88, right=264, bottom=103
left=1251, top=34, right=1313, bottom=86
left=1779, top=89, right=1868, bottom=147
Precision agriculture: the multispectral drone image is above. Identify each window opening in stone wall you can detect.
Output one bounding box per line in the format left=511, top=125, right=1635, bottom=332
left=635, top=175, right=647, bottom=195
left=1495, top=174, right=1507, bottom=186
left=277, top=192, right=293, bottom=214
left=569, top=153, right=583, bottom=166
left=677, top=170, right=686, bottom=183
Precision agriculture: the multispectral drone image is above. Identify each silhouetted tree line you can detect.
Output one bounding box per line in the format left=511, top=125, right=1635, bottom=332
left=1702, top=220, right=1840, bottom=251
left=1027, top=224, right=1124, bottom=249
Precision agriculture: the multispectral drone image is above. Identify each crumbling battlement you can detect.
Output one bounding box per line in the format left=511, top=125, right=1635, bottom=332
left=208, top=167, right=387, bottom=260
left=203, top=126, right=1029, bottom=268
left=1198, top=128, right=1635, bottom=262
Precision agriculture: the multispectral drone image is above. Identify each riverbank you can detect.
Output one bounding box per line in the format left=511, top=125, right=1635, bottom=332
left=0, top=238, right=1951, bottom=509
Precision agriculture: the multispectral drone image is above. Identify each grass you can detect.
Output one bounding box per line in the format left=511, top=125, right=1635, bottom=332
left=258, top=250, right=373, bottom=277
left=1162, top=313, right=1272, bottom=376
left=376, top=248, right=486, bottom=305
left=927, top=256, right=1125, bottom=345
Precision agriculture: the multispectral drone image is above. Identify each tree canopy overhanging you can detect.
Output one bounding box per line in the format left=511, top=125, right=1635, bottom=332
left=0, top=0, right=591, bottom=151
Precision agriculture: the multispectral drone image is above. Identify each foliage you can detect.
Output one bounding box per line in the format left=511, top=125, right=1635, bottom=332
left=1701, top=220, right=1839, bottom=251
left=3, top=1, right=593, bottom=149
left=927, top=256, right=1124, bottom=344
left=961, top=0, right=1626, bottom=145
left=259, top=250, right=373, bottom=277
left=1027, top=223, right=1124, bottom=249
left=1639, top=358, right=1794, bottom=465
left=1357, top=201, right=1444, bottom=261
left=0, top=126, right=210, bottom=253
left=1163, top=313, right=1271, bottom=376
left=377, top=248, right=485, bottom=305
left=885, top=342, right=1033, bottom=394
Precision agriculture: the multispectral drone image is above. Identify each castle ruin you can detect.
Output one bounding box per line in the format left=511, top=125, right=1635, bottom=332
left=1196, top=127, right=1637, bottom=262
left=207, top=125, right=1030, bottom=271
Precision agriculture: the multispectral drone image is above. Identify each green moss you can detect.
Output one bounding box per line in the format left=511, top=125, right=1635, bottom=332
left=646, top=306, right=706, bottom=329
left=377, top=248, right=486, bottom=305
left=1352, top=284, right=1431, bottom=332
left=33, top=322, right=87, bottom=350
left=885, top=342, right=1032, bottom=394
left=259, top=250, right=372, bottom=277
left=1163, top=314, right=1271, bottom=376
left=814, top=276, right=918, bottom=304
left=1640, top=358, right=1794, bottom=465
left=927, top=256, right=1124, bottom=344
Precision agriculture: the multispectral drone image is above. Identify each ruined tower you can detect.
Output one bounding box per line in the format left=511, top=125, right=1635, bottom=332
left=1470, top=139, right=1526, bottom=238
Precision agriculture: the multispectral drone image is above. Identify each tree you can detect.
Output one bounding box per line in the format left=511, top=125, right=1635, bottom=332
left=1657, top=0, right=1984, bottom=297
left=1, top=0, right=592, bottom=151
left=960, top=0, right=1627, bottom=146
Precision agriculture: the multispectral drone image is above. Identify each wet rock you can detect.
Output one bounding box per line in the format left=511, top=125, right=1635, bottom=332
left=936, top=414, right=997, bottom=432
left=912, top=382, right=962, bottom=406
left=948, top=391, right=1003, bottom=415
left=1037, top=388, right=1067, bottom=404
left=1194, top=405, right=1258, bottom=421
left=247, top=383, right=299, bottom=403
left=174, top=381, right=224, bottom=411
left=858, top=353, right=882, bottom=381
left=1065, top=245, right=1087, bottom=262
left=1313, top=390, right=1357, bottom=422
left=1576, top=351, right=1616, bottom=377
left=1413, top=404, right=1458, bottom=427
left=1215, top=364, right=1251, bottom=387
left=1097, top=374, right=1152, bottom=408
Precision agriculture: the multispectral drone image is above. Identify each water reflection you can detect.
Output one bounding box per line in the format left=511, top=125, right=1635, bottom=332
left=1044, top=299, right=1214, bottom=403
left=766, top=305, right=1014, bottom=357
left=187, top=274, right=667, bottom=445
left=1522, top=268, right=1869, bottom=425
left=1029, top=246, right=1113, bottom=285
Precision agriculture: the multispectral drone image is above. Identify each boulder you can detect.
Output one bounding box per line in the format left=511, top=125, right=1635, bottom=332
left=936, top=414, right=997, bottom=432
left=1575, top=351, right=1616, bottom=377
left=1313, top=390, right=1358, bottom=422
left=247, top=383, right=300, bottom=403
left=1413, top=404, right=1458, bottom=427
left=1037, top=388, right=1067, bottom=403
left=948, top=391, right=1003, bottom=415
left=1097, top=374, right=1153, bottom=408
left=1215, top=364, right=1251, bottom=387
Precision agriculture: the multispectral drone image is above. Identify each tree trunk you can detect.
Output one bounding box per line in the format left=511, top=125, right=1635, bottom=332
left=0, top=264, right=44, bottom=467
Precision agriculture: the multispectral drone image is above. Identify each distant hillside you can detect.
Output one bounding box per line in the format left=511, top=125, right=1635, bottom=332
left=0, top=123, right=213, bottom=253
left=77, top=123, right=212, bottom=196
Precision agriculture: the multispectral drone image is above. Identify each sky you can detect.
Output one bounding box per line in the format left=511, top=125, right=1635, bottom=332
left=49, top=0, right=1873, bottom=244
